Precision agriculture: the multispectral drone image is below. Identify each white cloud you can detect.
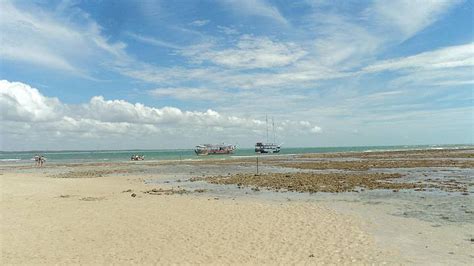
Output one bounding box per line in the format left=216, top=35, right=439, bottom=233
left=364, top=43, right=474, bottom=73
left=149, top=87, right=225, bottom=101
left=0, top=80, right=323, bottom=149
left=221, top=0, right=288, bottom=25
left=299, top=121, right=311, bottom=127
left=125, top=32, right=182, bottom=49
left=0, top=80, right=64, bottom=122
left=310, top=126, right=322, bottom=133
left=362, top=43, right=474, bottom=89
left=217, top=25, right=239, bottom=35
left=190, top=20, right=210, bottom=27
left=388, top=67, right=474, bottom=89
left=298, top=0, right=461, bottom=71
left=0, top=0, right=129, bottom=77
left=182, top=35, right=306, bottom=69
left=309, top=13, right=382, bottom=69
left=371, top=0, right=460, bottom=40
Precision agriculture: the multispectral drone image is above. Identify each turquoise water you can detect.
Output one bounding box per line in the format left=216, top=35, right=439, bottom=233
left=0, top=144, right=472, bottom=164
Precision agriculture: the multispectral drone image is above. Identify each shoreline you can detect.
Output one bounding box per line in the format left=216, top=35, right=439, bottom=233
left=1, top=145, right=473, bottom=165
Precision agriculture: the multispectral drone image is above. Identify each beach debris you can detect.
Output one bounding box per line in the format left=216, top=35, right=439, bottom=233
left=271, top=158, right=474, bottom=171
left=50, top=169, right=130, bottom=178
left=144, top=188, right=189, bottom=195
left=194, top=188, right=207, bottom=193
left=298, top=148, right=474, bottom=159
left=58, top=194, right=71, bottom=198
left=80, top=196, right=104, bottom=201
left=189, top=176, right=204, bottom=182
left=131, top=193, right=136, bottom=197
left=207, top=170, right=470, bottom=194
left=206, top=172, right=431, bottom=193
left=122, top=189, right=132, bottom=193
left=309, top=254, right=315, bottom=258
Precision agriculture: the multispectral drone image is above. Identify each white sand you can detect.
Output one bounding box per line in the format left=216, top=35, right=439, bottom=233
left=1, top=171, right=394, bottom=264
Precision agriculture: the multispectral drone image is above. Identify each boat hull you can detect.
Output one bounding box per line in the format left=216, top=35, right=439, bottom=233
left=255, top=142, right=281, bottom=154
left=195, top=144, right=236, bottom=156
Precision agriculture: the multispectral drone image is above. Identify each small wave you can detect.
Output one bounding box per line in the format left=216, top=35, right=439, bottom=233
left=0, top=159, right=21, bottom=162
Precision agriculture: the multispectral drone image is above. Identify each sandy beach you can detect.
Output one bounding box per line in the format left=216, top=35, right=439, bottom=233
left=1, top=148, right=473, bottom=264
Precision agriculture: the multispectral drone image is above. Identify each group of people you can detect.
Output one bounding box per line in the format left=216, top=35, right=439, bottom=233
left=130, top=154, right=145, bottom=161
left=34, top=155, right=46, bottom=167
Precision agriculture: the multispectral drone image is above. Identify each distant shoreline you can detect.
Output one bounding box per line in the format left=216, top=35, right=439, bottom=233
left=1, top=143, right=472, bottom=153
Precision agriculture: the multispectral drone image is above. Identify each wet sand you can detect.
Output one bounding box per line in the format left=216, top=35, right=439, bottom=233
left=1, top=148, right=473, bottom=264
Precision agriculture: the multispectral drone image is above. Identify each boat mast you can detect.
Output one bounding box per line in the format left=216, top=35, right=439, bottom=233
left=272, top=117, right=275, bottom=144
left=266, top=115, right=269, bottom=143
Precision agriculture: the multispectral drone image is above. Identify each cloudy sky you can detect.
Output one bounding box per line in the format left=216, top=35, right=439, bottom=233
left=0, top=0, right=473, bottom=151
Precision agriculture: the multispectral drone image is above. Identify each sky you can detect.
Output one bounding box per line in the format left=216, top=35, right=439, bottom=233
left=0, top=0, right=473, bottom=151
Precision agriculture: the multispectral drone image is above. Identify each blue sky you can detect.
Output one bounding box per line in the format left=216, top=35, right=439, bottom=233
left=0, top=0, right=473, bottom=150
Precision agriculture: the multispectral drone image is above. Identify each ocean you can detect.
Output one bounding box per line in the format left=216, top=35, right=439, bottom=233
left=1, top=144, right=472, bottom=164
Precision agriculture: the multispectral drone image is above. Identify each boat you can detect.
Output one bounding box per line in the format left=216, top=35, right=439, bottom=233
left=255, top=142, right=281, bottom=153
left=194, top=144, right=236, bottom=156
left=255, top=116, right=281, bottom=154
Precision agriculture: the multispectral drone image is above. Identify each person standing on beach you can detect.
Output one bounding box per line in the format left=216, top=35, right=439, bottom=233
left=34, top=154, right=40, bottom=167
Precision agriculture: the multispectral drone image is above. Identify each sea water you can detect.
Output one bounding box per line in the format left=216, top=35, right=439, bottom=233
left=0, top=144, right=472, bottom=164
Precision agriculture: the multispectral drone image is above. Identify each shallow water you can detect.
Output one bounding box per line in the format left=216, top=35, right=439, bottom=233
left=142, top=164, right=474, bottom=226
left=2, top=144, right=471, bottom=164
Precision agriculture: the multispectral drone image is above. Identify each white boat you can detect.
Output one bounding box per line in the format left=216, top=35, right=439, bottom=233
left=255, top=116, right=282, bottom=154
left=255, top=142, right=281, bottom=153
left=195, top=144, right=236, bottom=156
